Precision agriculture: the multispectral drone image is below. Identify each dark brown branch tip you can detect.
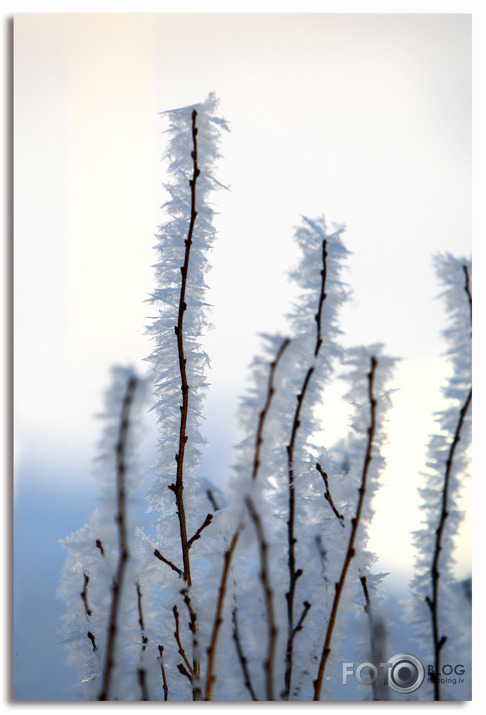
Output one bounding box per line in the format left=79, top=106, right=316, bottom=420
left=87, top=631, right=97, bottom=651
left=187, top=513, right=213, bottom=549
left=294, top=600, right=312, bottom=636
left=317, top=462, right=345, bottom=524
left=154, top=549, right=183, bottom=578
left=177, top=663, right=193, bottom=682
left=80, top=572, right=92, bottom=617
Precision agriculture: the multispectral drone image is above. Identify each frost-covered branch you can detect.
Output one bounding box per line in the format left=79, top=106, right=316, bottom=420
left=80, top=573, right=92, bottom=618
left=172, top=605, right=195, bottom=680
left=284, top=233, right=329, bottom=699
left=245, top=495, right=277, bottom=701
left=181, top=587, right=202, bottom=699
left=187, top=513, right=213, bottom=550
left=410, top=254, right=472, bottom=701
left=314, top=237, right=328, bottom=357
left=135, top=585, right=149, bottom=698
left=153, top=548, right=183, bottom=577
left=135, top=581, right=148, bottom=653
left=463, top=264, right=472, bottom=323
left=146, top=95, right=228, bottom=701
left=231, top=605, right=259, bottom=701
left=204, top=336, right=290, bottom=700
left=170, top=107, right=200, bottom=588
left=204, top=531, right=240, bottom=700
left=59, top=365, right=147, bottom=701
left=293, top=600, right=312, bottom=639
left=316, top=462, right=345, bottom=525
left=157, top=645, right=169, bottom=701
left=313, top=355, right=378, bottom=701
left=426, top=387, right=472, bottom=700
left=98, top=373, right=138, bottom=701
left=253, top=337, right=291, bottom=480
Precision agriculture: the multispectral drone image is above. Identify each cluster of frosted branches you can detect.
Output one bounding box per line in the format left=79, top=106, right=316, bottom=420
left=58, top=96, right=471, bottom=702
left=199, top=217, right=396, bottom=701
left=408, top=254, right=472, bottom=701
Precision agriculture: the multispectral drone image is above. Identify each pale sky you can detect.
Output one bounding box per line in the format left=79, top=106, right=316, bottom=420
left=14, top=13, right=471, bottom=582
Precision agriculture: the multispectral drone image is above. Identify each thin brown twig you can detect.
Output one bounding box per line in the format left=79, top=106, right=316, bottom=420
left=138, top=668, right=149, bottom=701
left=165, top=108, right=203, bottom=702
left=136, top=582, right=149, bottom=652
left=252, top=338, right=291, bottom=480
left=463, top=264, right=472, bottom=325
left=313, top=356, right=378, bottom=701
left=172, top=605, right=195, bottom=679
left=98, top=375, right=138, bottom=701
left=206, top=489, right=220, bottom=512
left=293, top=600, right=312, bottom=639
left=231, top=605, right=259, bottom=701
left=204, top=337, right=289, bottom=700
left=284, top=365, right=313, bottom=696
left=245, top=495, right=277, bottom=701
left=136, top=583, right=149, bottom=700
left=95, top=539, right=105, bottom=557
left=187, top=513, right=213, bottom=550
left=170, top=108, right=200, bottom=588
left=87, top=631, right=97, bottom=652
left=158, top=645, right=169, bottom=701
left=426, top=386, right=472, bottom=701
left=154, top=549, right=183, bottom=578
left=181, top=588, right=202, bottom=700
left=316, top=463, right=345, bottom=526
left=204, top=531, right=240, bottom=700
left=284, top=238, right=328, bottom=699
left=314, top=239, right=328, bottom=357
left=177, top=663, right=193, bottom=683
left=80, top=572, right=92, bottom=617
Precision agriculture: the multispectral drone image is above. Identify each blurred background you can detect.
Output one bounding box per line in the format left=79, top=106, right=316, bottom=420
left=13, top=11, right=471, bottom=700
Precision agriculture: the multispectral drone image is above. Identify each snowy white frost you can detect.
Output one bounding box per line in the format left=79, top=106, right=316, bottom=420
left=58, top=95, right=471, bottom=702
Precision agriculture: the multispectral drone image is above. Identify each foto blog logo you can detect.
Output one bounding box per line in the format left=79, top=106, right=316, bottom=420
left=343, top=653, right=425, bottom=694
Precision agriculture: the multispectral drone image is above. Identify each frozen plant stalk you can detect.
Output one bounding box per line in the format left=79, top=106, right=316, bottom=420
left=410, top=254, right=472, bottom=701
left=58, top=366, right=148, bottom=700
left=146, top=94, right=228, bottom=698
